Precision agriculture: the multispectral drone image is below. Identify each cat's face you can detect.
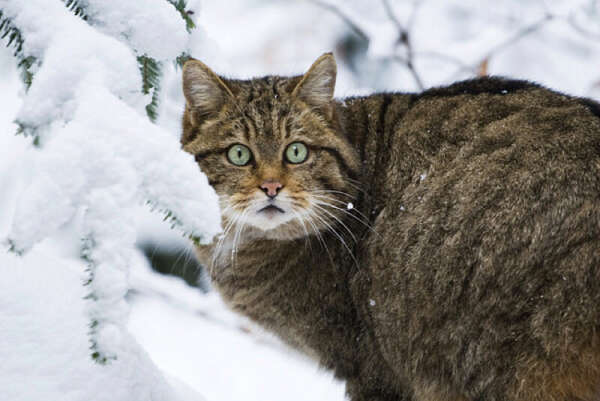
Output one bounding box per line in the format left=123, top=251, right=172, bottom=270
left=181, top=54, right=359, bottom=240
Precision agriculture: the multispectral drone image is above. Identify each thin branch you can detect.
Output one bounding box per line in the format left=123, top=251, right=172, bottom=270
left=568, top=10, right=600, bottom=40
left=304, top=0, right=369, bottom=43
left=481, top=14, right=554, bottom=60
left=415, top=51, right=477, bottom=74
left=381, top=0, right=405, bottom=33
left=381, top=0, right=425, bottom=90
left=407, top=0, right=425, bottom=32
left=406, top=60, right=425, bottom=90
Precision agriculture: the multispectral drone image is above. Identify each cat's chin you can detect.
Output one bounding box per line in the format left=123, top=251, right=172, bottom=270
left=245, top=208, right=296, bottom=232
left=241, top=215, right=311, bottom=241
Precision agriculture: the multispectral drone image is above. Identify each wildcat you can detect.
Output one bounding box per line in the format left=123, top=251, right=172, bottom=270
left=181, top=53, right=600, bottom=401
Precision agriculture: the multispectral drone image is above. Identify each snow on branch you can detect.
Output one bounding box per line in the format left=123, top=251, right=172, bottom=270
left=0, top=0, right=219, bottom=398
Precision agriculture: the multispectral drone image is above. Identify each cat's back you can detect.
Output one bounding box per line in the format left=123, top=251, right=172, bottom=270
left=359, top=77, right=600, bottom=400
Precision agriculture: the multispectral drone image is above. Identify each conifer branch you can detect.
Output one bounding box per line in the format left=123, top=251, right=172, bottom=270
left=1, top=10, right=39, bottom=142
left=63, top=0, right=88, bottom=20
left=81, top=236, right=117, bottom=364
left=60, top=1, right=165, bottom=123
left=166, top=0, right=196, bottom=32
left=0, top=10, right=36, bottom=90
left=176, top=52, right=192, bottom=68
left=138, top=55, right=162, bottom=122
left=145, top=199, right=204, bottom=245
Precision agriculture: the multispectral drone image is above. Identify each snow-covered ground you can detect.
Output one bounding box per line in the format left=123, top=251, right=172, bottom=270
left=128, top=257, right=345, bottom=401
left=3, top=1, right=600, bottom=400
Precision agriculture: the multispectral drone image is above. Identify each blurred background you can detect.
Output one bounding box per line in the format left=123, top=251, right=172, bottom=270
left=2, top=1, right=600, bottom=400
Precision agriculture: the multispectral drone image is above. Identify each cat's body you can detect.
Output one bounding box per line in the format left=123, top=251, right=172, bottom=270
left=183, top=54, right=600, bottom=401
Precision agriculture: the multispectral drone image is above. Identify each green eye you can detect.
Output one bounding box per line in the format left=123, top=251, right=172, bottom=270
left=285, top=142, right=308, bottom=164
left=227, top=144, right=252, bottom=166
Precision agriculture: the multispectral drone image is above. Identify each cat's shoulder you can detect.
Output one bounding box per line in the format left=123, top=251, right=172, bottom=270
left=414, top=76, right=600, bottom=117
left=417, top=76, right=542, bottom=99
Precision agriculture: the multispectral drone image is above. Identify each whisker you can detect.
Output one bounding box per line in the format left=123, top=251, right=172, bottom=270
left=344, top=179, right=368, bottom=195
left=231, top=208, right=250, bottom=266
left=212, top=212, right=239, bottom=268
left=311, top=202, right=357, bottom=243
left=290, top=206, right=312, bottom=253
left=310, top=189, right=356, bottom=199
left=310, top=208, right=359, bottom=267
left=311, top=196, right=380, bottom=237
left=303, top=211, right=334, bottom=264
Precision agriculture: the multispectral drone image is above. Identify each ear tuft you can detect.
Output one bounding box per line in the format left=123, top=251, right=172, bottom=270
left=292, top=53, right=337, bottom=111
left=182, top=59, right=234, bottom=124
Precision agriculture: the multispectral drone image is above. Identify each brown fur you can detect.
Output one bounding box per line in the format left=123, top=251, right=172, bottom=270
left=181, top=53, right=600, bottom=401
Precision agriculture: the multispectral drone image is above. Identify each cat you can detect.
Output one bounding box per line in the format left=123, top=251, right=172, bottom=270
left=181, top=52, right=600, bottom=401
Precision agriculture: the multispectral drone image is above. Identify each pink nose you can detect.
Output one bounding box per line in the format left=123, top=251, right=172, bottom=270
left=260, top=181, right=283, bottom=198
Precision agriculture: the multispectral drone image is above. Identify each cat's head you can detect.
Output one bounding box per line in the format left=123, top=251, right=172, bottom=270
left=181, top=53, right=359, bottom=240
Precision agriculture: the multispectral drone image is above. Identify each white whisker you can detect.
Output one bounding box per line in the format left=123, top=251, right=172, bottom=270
left=310, top=208, right=359, bottom=267
left=303, top=211, right=334, bottom=263
left=311, top=195, right=379, bottom=237
left=290, top=207, right=312, bottom=252
left=311, top=202, right=357, bottom=243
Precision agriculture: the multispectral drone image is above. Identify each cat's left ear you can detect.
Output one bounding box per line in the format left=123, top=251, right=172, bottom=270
left=292, top=53, right=337, bottom=115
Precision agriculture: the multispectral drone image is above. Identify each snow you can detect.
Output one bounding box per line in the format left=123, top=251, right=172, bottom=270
left=0, top=245, right=197, bottom=401
left=83, top=0, right=189, bottom=61
left=3, top=1, right=600, bottom=401
left=128, top=259, right=345, bottom=401
left=0, top=0, right=219, bottom=399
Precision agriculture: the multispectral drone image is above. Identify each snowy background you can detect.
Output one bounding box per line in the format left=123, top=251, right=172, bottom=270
left=1, top=1, right=600, bottom=400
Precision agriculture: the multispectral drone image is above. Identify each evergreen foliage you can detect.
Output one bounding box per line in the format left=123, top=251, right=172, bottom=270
left=81, top=236, right=115, bottom=364
left=58, top=0, right=193, bottom=123
left=0, top=10, right=35, bottom=89
left=167, top=0, right=195, bottom=32
left=63, top=0, right=88, bottom=20
left=2, top=0, right=212, bottom=368
left=138, top=55, right=162, bottom=123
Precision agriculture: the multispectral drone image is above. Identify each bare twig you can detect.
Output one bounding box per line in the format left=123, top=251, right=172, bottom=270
left=438, top=13, right=556, bottom=81
left=481, top=14, right=554, bottom=60
left=568, top=10, right=600, bottom=40
left=381, top=0, right=404, bottom=33
left=303, top=0, right=557, bottom=92
left=406, top=0, right=425, bottom=32
left=304, top=0, right=369, bottom=43
left=414, top=51, right=477, bottom=74
left=381, top=0, right=424, bottom=90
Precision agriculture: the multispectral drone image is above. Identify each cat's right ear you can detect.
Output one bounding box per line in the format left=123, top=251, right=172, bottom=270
left=291, top=53, right=337, bottom=116
left=182, top=59, right=234, bottom=125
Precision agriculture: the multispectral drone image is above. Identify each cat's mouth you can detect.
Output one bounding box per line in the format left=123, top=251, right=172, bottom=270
left=257, top=204, right=285, bottom=214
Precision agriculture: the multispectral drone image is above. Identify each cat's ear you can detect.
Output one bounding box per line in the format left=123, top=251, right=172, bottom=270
left=182, top=59, right=235, bottom=124
left=292, top=53, right=337, bottom=114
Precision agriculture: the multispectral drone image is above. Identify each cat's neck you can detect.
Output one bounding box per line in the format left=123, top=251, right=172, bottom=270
left=200, top=206, right=363, bottom=275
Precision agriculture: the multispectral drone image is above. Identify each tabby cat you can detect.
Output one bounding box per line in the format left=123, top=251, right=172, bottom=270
left=181, top=53, right=600, bottom=401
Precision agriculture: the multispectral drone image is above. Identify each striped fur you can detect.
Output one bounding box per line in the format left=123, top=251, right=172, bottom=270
left=182, top=54, right=600, bottom=401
